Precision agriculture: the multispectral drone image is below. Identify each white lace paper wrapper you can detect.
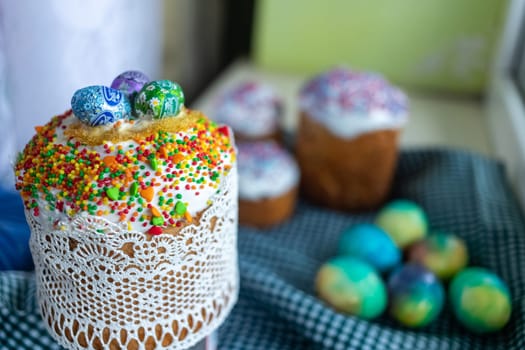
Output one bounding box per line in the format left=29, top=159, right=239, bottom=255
left=27, top=167, right=238, bottom=350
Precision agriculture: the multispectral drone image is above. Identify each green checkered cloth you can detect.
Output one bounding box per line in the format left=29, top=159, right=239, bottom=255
left=1, top=149, right=525, bottom=349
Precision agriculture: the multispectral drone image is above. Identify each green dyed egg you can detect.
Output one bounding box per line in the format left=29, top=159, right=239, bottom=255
left=375, top=199, right=428, bottom=248
left=315, top=256, right=387, bottom=319
left=407, top=232, right=469, bottom=280
left=450, top=268, right=512, bottom=333
left=134, top=80, right=184, bottom=119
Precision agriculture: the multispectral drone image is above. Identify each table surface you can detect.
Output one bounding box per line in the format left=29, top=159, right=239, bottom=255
left=192, top=60, right=493, bottom=156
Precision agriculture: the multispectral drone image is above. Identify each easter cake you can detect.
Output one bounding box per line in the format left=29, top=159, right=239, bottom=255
left=237, top=140, right=299, bottom=227
left=296, top=67, right=408, bottom=210
left=212, top=81, right=282, bottom=141
left=14, top=71, right=238, bottom=350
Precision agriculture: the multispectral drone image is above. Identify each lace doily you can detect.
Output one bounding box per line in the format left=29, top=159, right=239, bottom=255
left=27, top=168, right=238, bottom=350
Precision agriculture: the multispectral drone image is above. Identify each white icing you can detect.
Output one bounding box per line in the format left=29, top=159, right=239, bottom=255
left=212, top=82, right=280, bottom=138
left=26, top=111, right=234, bottom=232
left=238, top=141, right=299, bottom=200
left=299, top=68, right=409, bottom=139
left=300, top=99, right=407, bottom=139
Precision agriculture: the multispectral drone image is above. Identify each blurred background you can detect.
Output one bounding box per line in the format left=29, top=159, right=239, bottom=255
left=167, top=0, right=507, bottom=99
left=1, top=0, right=521, bottom=191
left=167, top=0, right=508, bottom=97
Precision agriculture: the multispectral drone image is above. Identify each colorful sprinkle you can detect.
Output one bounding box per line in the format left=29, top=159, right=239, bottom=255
left=151, top=216, right=164, bottom=226
left=217, top=125, right=230, bottom=137
left=151, top=206, right=162, bottom=217
left=147, top=226, right=163, bottom=235
left=14, top=109, right=235, bottom=235
left=106, top=187, right=120, bottom=201
left=149, top=156, right=158, bottom=170
left=129, top=182, right=139, bottom=196
left=103, top=156, right=118, bottom=168
left=184, top=211, right=192, bottom=223
left=140, top=187, right=154, bottom=202
left=175, top=201, right=186, bottom=215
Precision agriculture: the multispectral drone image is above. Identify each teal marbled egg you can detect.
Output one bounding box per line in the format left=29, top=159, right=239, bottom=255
left=375, top=199, right=428, bottom=248
left=338, top=223, right=401, bottom=273
left=407, top=232, right=468, bottom=280
left=450, top=268, right=511, bottom=333
left=315, top=256, right=387, bottom=319
left=71, top=85, right=132, bottom=126
left=387, top=264, right=445, bottom=328
left=134, top=80, right=185, bottom=119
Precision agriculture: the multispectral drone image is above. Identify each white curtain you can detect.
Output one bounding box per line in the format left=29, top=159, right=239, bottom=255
left=0, top=0, right=163, bottom=189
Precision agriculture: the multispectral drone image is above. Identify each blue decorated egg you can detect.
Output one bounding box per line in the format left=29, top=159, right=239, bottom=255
left=450, top=268, right=511, bottom=333
left=110, top=70, right=150, bottom=100
left=338, top=224, right=401, bottom=272
left=134, top=80, right=185, bottom=119
left=315, top=256, right=387, bottom=319
left=376, top=199, right=428, bottom=248
left=388, top=264, right=444, bottom=327
left=71, top=85, right=132, bottom=126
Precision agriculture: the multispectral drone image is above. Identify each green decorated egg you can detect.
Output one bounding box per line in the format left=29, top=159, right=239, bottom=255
left=134, top=80, right=185, bottom=119
left=375, top=199, right=428, bottom=248
left=315, top=256, right=387, bottom=319
left=407, top=232, right=468, bottom=280
left=449, top=268, right=511, bottom=333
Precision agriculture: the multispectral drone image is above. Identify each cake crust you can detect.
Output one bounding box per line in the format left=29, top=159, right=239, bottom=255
left=239, top=187, right=298, bottom=228
left=296, top=112, right=399, bottom=211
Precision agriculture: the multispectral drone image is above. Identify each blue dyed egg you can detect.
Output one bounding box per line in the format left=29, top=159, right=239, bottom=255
left=376, top=199, right=428, bottom=248
left=450, top=268, right=511, bottom=333
left=315, top=256, right=387, bottom=319
left=338, top=224, right=401, bottom=272
left=388, top=264, right=444, bottom=327
left=110, top=70, right=150, bottom=99
left=134, top=80, right=185, bottom=119
left=71, top=85, right=132, bottom=126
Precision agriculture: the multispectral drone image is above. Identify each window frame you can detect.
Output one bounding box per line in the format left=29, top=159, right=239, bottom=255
left=486, top=0, right=525, bottom=208
left=510, top=8, right=525, bottom=101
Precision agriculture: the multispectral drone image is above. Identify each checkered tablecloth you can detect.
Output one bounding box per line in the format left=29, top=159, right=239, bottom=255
left=1, top=149, right=525, bottom=349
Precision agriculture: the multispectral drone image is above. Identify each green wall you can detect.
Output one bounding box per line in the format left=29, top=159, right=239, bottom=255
left=253, top=0, right=508, bottom=94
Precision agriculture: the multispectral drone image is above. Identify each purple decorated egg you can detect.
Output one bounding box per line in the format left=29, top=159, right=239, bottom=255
left=110, top=70, right=150, bottom=99
left=388, top=264, right=445, bottom=327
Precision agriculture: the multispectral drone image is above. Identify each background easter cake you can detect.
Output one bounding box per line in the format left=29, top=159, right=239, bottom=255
left=237, top=140, right=299, bottom=227
left=296, top=67, right=408, bottom=210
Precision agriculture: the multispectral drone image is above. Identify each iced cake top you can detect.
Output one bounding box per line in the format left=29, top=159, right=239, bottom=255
left=212, top=81, right=281, bottom=138
left=15, top=72, right=235, bottom=235
left=238, top=140, right=298, bottom=200
left=299, top=67, right=408, bottom=139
